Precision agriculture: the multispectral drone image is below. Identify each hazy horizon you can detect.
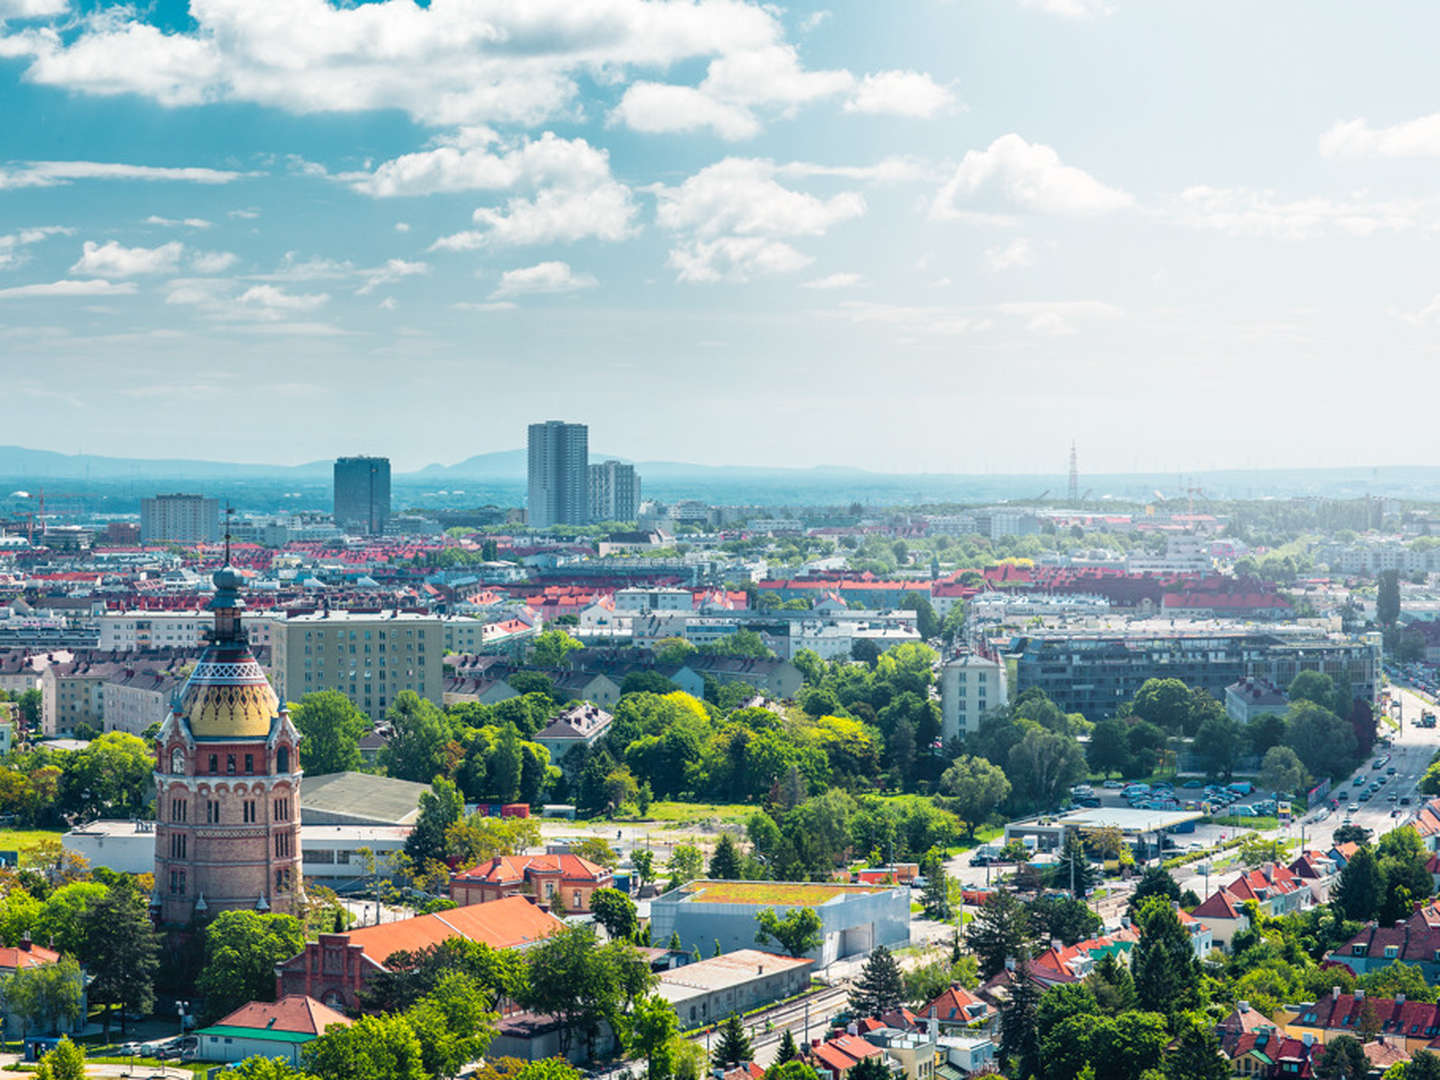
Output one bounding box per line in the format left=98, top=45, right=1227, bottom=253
left=3, top=1, right=1440, bottom=475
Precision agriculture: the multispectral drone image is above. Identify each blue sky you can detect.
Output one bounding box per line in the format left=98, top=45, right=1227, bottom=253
left=1, top=0, right=1438, bottom=475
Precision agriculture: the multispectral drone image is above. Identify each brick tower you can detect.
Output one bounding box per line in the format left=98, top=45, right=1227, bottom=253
left=153, top=561, right=302, bottom=924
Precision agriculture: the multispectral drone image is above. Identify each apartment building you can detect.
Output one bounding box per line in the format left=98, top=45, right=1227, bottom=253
left=588, top=460, right=640, bottom=523
left=939, top=654, right=1008, bottom=741
left=269, top=611, right=443, bottom=722
left=98, top=611, right=274, bottom=651
left=101, top=668, right=183, bottom=734
left=140, top=493, right=219, bottom=543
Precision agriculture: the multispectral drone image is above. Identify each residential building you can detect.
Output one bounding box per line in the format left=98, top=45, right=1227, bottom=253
left=1284, top=988, right=1440, bottom=1053
left=654, top=950, right=812, bottom=1028
left=532, top=703, right=612, bottom=762
left=141, top=493, right=220, bottom=544
left=673, top=657, right=803, bottom=700
left=333, top=456, right=391, bottom=536
left=650, top=880, right=910, bottom=966
left=527, top=420, right=589, bottom=529
left=153, top=565, right=304, bottom=923
left=1193, top=863, right=1311, bottom=951
left=1325, top=900, right=1440, bottom=982
left=803, top=1031, right=891, bottom=1080
left=98, top=610, right=273, bottom=651
left=589, top=460, right=640, bottom=523
left=195, top=996, right=350, bottom=1066
left=1225, top=678, right=1288, bottom=725
left=269, top=610, right=443, bottom=726
left=614, top=587, right=692, bottom=614
left=275, top=896, right=564, bottom=1010
left=939, top=654, right=1007, bottom=742
left=101, top=667, right=183, bottom=734
left=0, top=940, right=88, bottom=1039
left=450, top=853, right=613, bottom=912
left=922, top=985, right=991, bottom=1031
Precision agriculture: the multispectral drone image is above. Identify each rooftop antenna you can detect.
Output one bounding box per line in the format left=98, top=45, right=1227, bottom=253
left=223, top=505, right=234, bottom=565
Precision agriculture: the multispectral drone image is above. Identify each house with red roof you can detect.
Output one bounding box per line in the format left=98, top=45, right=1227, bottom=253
left=1218, top=1023, right=1316, bottom=1078
left=1191, top=889, right=1251, bottom=952
left=450, top=853, right=613, bottom=914
left=275, top=895, right=563, bottom=1011
left=0, top=937, right=87, bottom=1038
left=1195, top=862, right=1310, bottom=952
left=922, top=985, right=991, bottom=1030
left=802, top=1031, right=890, bottom=1080
left=194, top=995, right=350, bottom=1066
left=1285, top=988, right=1440, bottom=1054
left=1324, top=900, right=1440, bottom=983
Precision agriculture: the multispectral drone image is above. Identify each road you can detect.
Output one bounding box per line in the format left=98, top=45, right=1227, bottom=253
left=943, top=685, right=1440, bottom=904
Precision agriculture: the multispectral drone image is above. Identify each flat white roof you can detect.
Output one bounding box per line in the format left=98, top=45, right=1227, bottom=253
left=1045, top=807, right=1203, bottom=832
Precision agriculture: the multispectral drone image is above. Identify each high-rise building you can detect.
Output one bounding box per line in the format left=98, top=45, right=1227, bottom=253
left=141, top=493, right=220, bottom=543
left=527, top=421, right=589, bottom=529
left=153, top=564, right=303, bottom=924
left=333, top=456, right=391, bottom=536
left=588, top=460, right=640, bottom=523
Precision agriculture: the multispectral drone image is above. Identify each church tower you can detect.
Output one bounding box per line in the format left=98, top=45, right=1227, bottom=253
left=153, top=561, right=302, bottom=924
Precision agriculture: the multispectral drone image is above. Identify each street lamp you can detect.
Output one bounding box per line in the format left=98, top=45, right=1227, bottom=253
left=177, top=1000, right=189, bottom=1037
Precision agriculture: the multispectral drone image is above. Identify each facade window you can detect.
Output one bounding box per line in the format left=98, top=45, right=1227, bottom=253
left=275, top=833, right=292, bottom=858
left=274, top=797, right=291, bottom=821
left=573, top=890, right=581, bottom=908
left=244, top=754, right=254, bottom=774
left=169, top=869, right=186, bottom=895
left=207, top=800, right=220, bottom=823
left=209, top=754, right=218, bottom=773
left=171, top=798, right=187, bottom=822
left=243, top=800, right=257, bottom=824
left=277, top=747, right=290, bottom=772
left=170, top=748, right=185, bottom=774
left=226, top=755, right=236, bottom=775
left=170, top=833, right=187, bottom=859
left=275, top=868, right=291, bottom=891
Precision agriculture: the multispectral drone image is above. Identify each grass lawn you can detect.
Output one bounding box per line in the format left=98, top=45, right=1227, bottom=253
left=0, top=827, right=66, bottom=865
left=1208, top=815, right=1280, bottom=830
left=640, top=802, right=756, bottom=826
left=85, top=1057, right=209, bottom=1075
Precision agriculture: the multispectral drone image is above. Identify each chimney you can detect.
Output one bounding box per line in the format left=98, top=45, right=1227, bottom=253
left=847, top=1022, right=858, bottom=1036
left=1004, top=956, right=1016, bottom=972
left=19, top=931, right=30, bottom=952
left=1332, top=986, right=1341, bottom=1000
left=1303, top=1033, right=1314, bottom=1048
left=1355, top=990, right=1365, bottom=1002
left=1397, top=994, right=1406, bottom=1005
left=1238, top=1001, right=1250, bottom=1013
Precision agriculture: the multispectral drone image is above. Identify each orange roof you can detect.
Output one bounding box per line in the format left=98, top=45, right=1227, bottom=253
left=213, top=996, right=351, bottom=1037
left=924, top=984, right=988, bottom=1022
left=344, top=895, right=563, bottom=964
left=0, top=943, right=60, bottom=970
left=452, top=853, right=610, bottom=886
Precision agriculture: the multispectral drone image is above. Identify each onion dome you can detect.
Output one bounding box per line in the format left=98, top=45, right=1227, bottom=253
left=176, top=564, right=278, bottom=739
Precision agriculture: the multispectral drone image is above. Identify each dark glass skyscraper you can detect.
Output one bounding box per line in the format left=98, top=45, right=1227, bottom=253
left=527, top=421, right=589, bottom=528
left=333, top=456, right=391, bottom=535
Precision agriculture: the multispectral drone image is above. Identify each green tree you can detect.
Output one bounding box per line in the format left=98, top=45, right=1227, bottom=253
left=999, top=958, right=1042, bottom=1080
left=1030, top=894, right=1102, bottom=947
left=1131, top=896, right=1200, bottom=1015
left=847, top=1060, right=892, bottom=1080
left=626, top=994, right=681, bottom=1080
left=41, top=1037, right=84, bottom=1080
left=899, top=592, right=940, bottom=640
left=1130, top=679, right=1194, bottom=734
left=713, top=1013, right=753, bottom=1068
left=708, top=833, right=743, bottom=880
left=774, top=1029, right=800, bottom=1066
left=590, top=888, right=639, bottom=941
left=403, top=971, right=496, bottom=1079
left=754, top=907, right=823, bottom=958
left=1164, top=1017, right=1228, bottom=1080
left=1008, top=728, right=1087, bottom=810
left=1358, top=960, right=1437, bottom=1003
left=405, top=776, right=465, bottom=865
left=196, top=911, right=306, bottom=1023
left=1195, top=714, right=1245, bottom=780
left=1057, top=830, right=1097, bottom=899
left=82, top=875, right=158, bottom=1036
left=1285, top=701, right=1357, bottom=779
left=381, top=692, right=455, bottom=783
left=531, top=630, right=584, bottom=669
left=303, top=1014, right=427, bottom=1080
left=1259, top=745, right=1309, bottom=796
left=3, top=955, right=85, bottom=1036
left=968, top=890, right=1034, bottom=979
left=1087, top=719, right=1133, bottom=778
left=489, top=724, right=524, bottom=804
left=1377, top=570, right=1401, bottom=628
left=849, top=945, right=904, bottom=1018
left=291, top=691, right=369, bottom=775
left=1406, top=1051, right=1440, bottom=1080
left=920, top=858, right=952, bottom=921
left=217, top=1059, right=313, bottom=1080
left=939, top=756, right=1011, bottom=838
left=1334, top=845, right=1384, bottom=922
left=1315, top=1034, right=1367, bottom=1080
left=519, top=926, right=655, bottom=1057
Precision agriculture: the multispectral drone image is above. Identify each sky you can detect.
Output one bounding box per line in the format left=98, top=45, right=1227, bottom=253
left=1, top=1, right=1439, bottom=476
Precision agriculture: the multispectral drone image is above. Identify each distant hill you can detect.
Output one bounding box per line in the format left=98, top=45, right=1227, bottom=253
left=0, top=445, right=333, bottom=481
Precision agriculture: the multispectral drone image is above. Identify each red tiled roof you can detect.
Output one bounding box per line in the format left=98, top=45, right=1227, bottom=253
left=342, top=895, right=563, bottom=964
left=213, top=995, right=351, bottom=1037
left=452, top=853, right=611, bottom=887
left=1193, top=889, right=1244, bottom=920
left=924, top=985, right=988, bottom=1023
left=0, top=943, right=60, bottom=970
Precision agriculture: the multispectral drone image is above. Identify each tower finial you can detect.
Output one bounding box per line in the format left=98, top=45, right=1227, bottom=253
left=224, top=504, right=234, bottom=565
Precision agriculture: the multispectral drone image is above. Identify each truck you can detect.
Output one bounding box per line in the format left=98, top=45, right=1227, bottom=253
left=1227, top=781, right=1253, bottom=795
left=1421, top=711, right=1436, bottom=728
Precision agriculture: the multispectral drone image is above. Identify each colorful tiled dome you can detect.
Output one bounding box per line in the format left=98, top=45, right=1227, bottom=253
left=175, top=563, right=278, bottom=738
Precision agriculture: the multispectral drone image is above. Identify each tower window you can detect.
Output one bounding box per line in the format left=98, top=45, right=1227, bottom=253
left=171, top=799, right=187, bottom=823
left=227, top=755, right=236, bottom=775
left=170, top=834, right=187, bottom=859
left=208, top=754, right=218, bottom=774
left=243, top=800, right=257, bottom=824
left=277, top=747, right=290, bottom=772
left=206, top=800, right=220, bottom=824
left=244, top=754, right=254, bottom=774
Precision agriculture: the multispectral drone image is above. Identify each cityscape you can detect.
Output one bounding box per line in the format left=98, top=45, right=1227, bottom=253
left=5, top=3, right=1440, bottom=1080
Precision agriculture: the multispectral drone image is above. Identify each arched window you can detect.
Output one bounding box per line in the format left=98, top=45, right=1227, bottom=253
left=276, top=746, right=290, bottom=773
left=170, top=748, right=185, bottom=774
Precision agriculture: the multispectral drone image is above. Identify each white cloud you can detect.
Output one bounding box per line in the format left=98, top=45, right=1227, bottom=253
left=985, top=237, right=1034, bottom=271
left=145, top=215, right=212, bottom=228
left=825, top=297, right=1119, bottom=336
left=995, top=299, right=1121, bottom=335
left=802, top=272, right=863, bottom=289
left=0, top=0, right=787, bottom=128
left=490, top=260, right=597, bottom=298
left=71, top=240, right=183, bottom=276
left=378, top=296, right=397, bottom=311
left=845, top=71, right=955, bottom=118
left=611, top=42, right=888, bottom=139
left=0, top=278, right=137, bottom=299
left=1177, top=185, right=1421, bottom=238
left=668, top=237, right=812, bottom=283
left=0, top=225, right=71, bottom=269
left=0, top=0, right=68, bottom=18
left=357, top=258, right=429, bottom=295
left=1320, top=115, right=1440, bottom=158
left=0, top=161, right=250, bottom=189
left=394, top=222, right=410, bottom=233
left=454, top=300, right=517, bottom=311
left=228, top=208, right=260, bottom=219
left=189, top=250, right=239, bottom=274
left=236, top=285, right=329, bottom=312
left=610, top=82, right=760, bottom=140
left=777, top=157, right=938, bottom=184
left=436, top=183, right=637, bottom=249
left=1019, top=0, right=1114, bottom=18
left=932, top=134, right=1133, bottom=219
left=799, top=10, right=831, bottom=32
left=654, top=158, right=865, bottom=238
